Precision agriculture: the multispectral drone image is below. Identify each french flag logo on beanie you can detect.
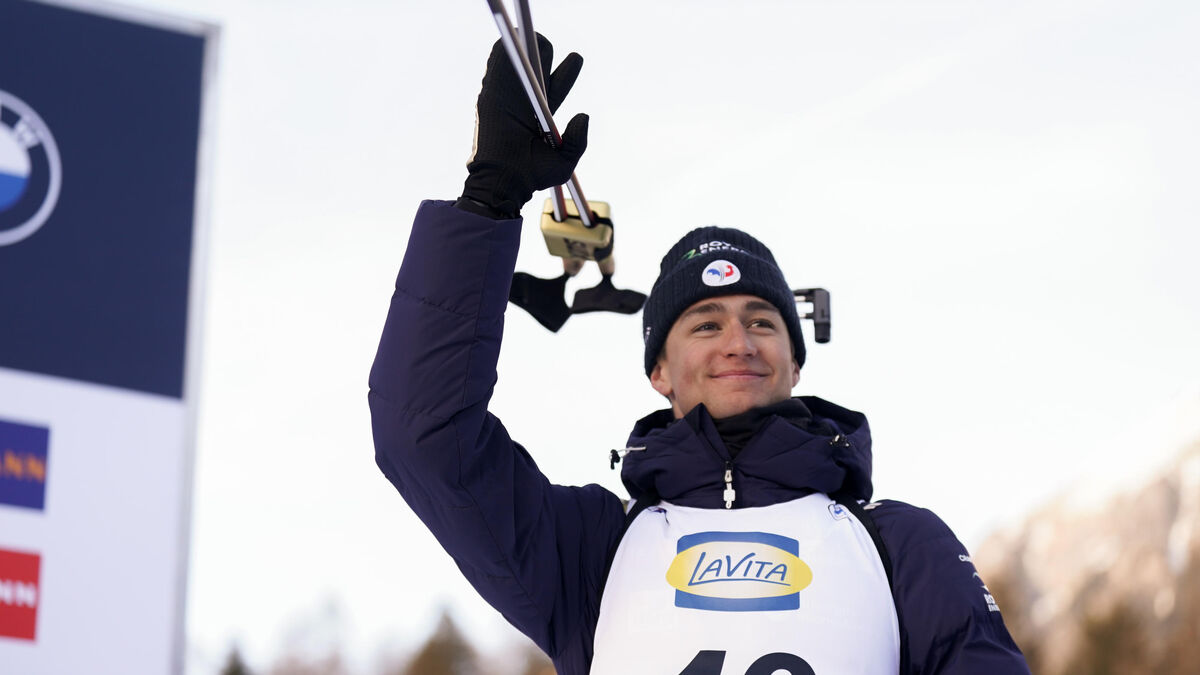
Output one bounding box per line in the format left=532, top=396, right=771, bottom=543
left=702, top=260, right=741, bottom=287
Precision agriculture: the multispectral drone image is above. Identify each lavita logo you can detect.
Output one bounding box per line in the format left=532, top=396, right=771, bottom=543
left=0, top=89, right=62, bottom=247
left=666, top=531, right=812, bottom=611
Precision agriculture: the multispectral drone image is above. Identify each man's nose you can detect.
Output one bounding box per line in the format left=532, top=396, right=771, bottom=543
left=722, top=322, right=757, bottom=357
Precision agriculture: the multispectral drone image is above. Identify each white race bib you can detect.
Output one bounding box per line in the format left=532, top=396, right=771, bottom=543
left=590, top=495, right=899, bottom=675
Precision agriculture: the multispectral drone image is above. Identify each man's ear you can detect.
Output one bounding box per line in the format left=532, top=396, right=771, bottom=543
left=791, top=358, right=801, bottom=388
left=650, top=361, right=673, bottom=399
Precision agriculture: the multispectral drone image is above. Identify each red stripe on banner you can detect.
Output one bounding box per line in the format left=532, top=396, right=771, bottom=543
left=0, top=547, right=41, bottom=642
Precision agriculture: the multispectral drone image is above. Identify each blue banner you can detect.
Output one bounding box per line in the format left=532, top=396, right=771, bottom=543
left=0, top=0, right=207, bottom=399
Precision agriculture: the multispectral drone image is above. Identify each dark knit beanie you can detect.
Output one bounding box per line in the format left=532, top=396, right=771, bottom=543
left=642, top=227, right=805, bottom=376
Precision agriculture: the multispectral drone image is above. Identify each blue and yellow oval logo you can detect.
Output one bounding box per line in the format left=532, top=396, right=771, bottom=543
left=667, top=531, right=812, bottom=611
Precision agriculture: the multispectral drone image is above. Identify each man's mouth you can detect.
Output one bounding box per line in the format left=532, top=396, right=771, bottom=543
left=711, top=370, right=766, bottom=379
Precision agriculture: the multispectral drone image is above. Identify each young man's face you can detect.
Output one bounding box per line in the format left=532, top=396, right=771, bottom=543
left=650, top=294, right=800, bottom=420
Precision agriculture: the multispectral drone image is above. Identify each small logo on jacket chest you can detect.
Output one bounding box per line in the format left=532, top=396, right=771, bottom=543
left=666, top=531, right=812, bottom=611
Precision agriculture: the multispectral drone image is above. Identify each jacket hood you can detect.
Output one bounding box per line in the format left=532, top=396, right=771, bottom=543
left=619, top=396, right=873, bottom=509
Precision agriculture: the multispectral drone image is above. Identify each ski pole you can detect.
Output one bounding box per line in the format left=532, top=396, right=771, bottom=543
left=484, top=0, right=595, bottom=228
left=513, top=0, right=568, bottom=223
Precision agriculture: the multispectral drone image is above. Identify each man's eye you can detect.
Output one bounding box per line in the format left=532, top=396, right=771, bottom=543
left=692, top=322, right=718, bottom=333
left=749, top=318, right=776, bottom=329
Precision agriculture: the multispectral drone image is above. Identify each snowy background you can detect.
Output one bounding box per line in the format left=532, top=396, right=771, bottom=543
left=82, top=0, right=1200, bottom=671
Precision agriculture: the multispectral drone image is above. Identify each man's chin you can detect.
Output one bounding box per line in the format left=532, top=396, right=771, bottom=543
left=705, top=395, right=770, bottom=420
left=673, top=386, right=791, bottom=419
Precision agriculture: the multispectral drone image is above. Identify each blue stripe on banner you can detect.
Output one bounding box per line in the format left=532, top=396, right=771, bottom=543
left=0, top=418, right=50, bottom=512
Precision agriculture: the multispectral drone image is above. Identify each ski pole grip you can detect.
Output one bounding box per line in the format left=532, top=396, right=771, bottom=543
left=541, top=198, right=612, bottom=260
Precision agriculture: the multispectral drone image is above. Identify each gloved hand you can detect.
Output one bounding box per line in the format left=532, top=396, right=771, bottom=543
left=459, top=34, right=588, bottom=219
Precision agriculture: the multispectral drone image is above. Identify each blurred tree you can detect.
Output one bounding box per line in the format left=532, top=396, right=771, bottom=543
left=398, top=610, right=481, bottom=675
left=1064, top=601, right=1149, bottom=675
left=1157, top=553, right=1200, bottom=675
left=220, top=647, right=253, bottom=675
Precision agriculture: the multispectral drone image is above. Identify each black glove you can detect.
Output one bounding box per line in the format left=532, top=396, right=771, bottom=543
left=459, top=34, right=588, bottom=219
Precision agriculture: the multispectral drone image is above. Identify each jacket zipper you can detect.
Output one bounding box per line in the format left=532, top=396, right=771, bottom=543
left=723, top=460, right=735, bottom=509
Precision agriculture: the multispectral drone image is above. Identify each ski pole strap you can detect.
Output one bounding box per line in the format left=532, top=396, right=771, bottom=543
left=592, top=213, right=615, bottom=262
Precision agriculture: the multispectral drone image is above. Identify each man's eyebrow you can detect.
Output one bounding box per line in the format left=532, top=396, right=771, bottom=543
left=743, top=300, right=780, bottom=315
left=678, top=299, right=781, bottom=324
left=678, top=302, right=723, bottom=322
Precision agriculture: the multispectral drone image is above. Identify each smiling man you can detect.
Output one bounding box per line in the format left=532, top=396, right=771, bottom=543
left=651, top=293, right=798, bottom=420
left=370, top=36, right=1030, bottom=675
left=643, top=229, right=806, bottom=423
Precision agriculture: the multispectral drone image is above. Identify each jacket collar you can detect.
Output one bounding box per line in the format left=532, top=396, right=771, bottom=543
left=619, top=396, right=873, bottom=509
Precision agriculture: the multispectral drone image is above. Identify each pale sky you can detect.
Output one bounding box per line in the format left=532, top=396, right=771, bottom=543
left=96, top=0, right=1200, bottom=672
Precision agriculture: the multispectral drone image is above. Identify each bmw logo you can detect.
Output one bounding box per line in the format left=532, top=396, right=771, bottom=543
left=0, top=90, right=62, bottom=247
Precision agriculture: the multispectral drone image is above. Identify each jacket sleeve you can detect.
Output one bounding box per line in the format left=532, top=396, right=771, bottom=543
left=368, top=200, right=626, bottom=658
left=870, top=500, right=1032, bottom=675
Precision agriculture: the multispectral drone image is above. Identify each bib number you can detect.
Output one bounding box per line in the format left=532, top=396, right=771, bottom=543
left=678, top=650, right=816, bottom=675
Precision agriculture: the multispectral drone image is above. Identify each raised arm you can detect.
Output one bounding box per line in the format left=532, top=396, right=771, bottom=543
left=368, top=37, right=623, bottom=667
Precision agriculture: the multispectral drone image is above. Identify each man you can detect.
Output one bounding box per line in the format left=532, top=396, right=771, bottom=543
left=369, top=36, right=1029, bottom=674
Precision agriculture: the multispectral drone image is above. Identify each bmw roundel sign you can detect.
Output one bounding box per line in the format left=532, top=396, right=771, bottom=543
left=0, top=89, right=61, bottom=247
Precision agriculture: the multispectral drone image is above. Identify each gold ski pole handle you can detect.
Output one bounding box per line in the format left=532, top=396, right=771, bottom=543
left=540, top=198, right=612, bottom=261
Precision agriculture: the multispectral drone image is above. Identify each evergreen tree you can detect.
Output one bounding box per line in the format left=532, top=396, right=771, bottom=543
left=220, top=647, right=253, bottom=675
left=400, top=610, right=480, bottom=675
left=1066, top=601, right=1149, bottom=675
